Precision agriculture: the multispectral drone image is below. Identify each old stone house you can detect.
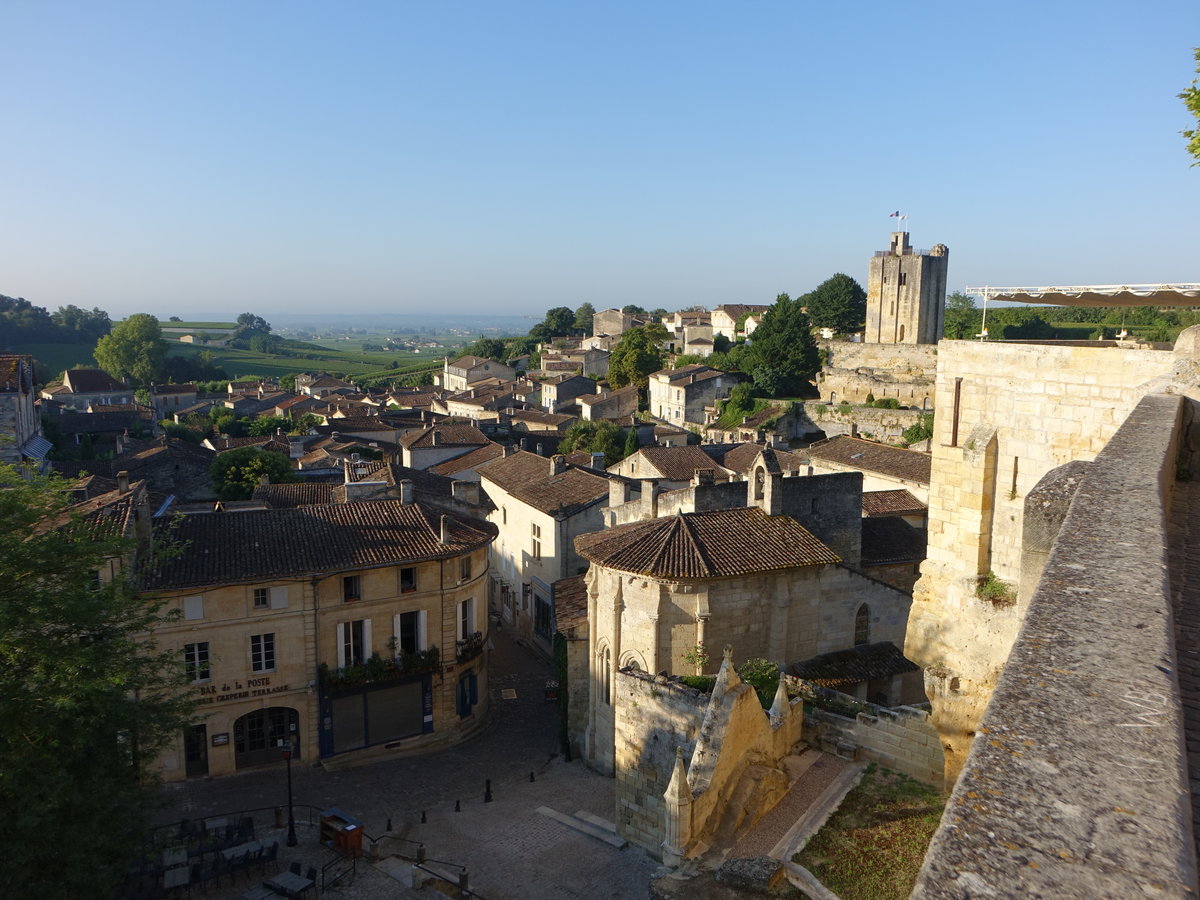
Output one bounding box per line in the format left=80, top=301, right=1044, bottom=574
left=711, top=304, right=769, bottom=342
left=578, top=385, right=639, bottom=422
left=648, top=364, right=737, bottom=426
left=0, top=354, right=49, bottom=468
left=400, top=423, right=491, bottom=470
left=807, top=434, right=931, bottom=502
left=540, top=373, right=598, bottom=413
left=476, top=450, right=616, bottom=655
left=41, top=367, right=132, bottom=411
left=141, top=498, right=496, bottom=780
left=439, top=355, right=516, bottom=393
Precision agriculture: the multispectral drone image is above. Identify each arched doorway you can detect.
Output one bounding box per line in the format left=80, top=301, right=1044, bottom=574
left=233, top=706, right=299, bottom=770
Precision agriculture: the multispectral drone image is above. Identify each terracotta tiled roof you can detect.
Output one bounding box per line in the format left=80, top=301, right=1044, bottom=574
left=650, top=363, right=724, bottom=383
left=477, top=450, right=612, bottom=516
left=141, top=500, right=496, bottom=591
left=808, top=436, right=931, bottom=484
left=72, top=481, right=146, bottom=541
left=251, top=483, right=338, bottom=508
left=719, top=443, right=805, bottom=477
left=58, top=411, right=140, bottom=435
left=400, top=424, right=489, bottom=450
left=553, top=575, right=588, bottom=633
left=323, top=417, right=391, bottom=431
left=633, top=446, right=735, bottom=482
left=429, top=442, right=505, bottom=476
left=861, top=518, right=927, bottom=566
left=578, top=386, right=638, bottom=406
left=509, top=410, right=575, bottom=428
left=862, top=489, right=927, bottom=518
left=576, top=507, right=840, bottom=578
left=789, top=641, right=918, bottom=689
left=0, top=354, right=34, bottom=392
left=713, top=304, right=770, bottom=319
left=151, top=383, right=197, bottom=395
left=63, top=368, right=126, bottom=393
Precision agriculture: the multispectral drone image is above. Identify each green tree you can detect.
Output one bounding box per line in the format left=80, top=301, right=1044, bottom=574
left=558, top=420, right=627, bottom=466
left=236, top=312, right=272, bottom=333
left=210, top=447, right=298, bottom=500
left=542, top=306, right=576, bottom=337
left=622, top=304, right=647, bottom=315
left=942, top=292, right=980, bottom=340
left=94, top=313, right=167, bottom=387
left=247, top=415, right=292, bottom=436
left=1181, top=48, right=1200, bottom=163
left=463, top=337, right=507, bottom=361
left=742, top=294, right=819, bottom=396
left=51, top=304, right=112, bottom=342
left=803, top=273, right=867, bottom=334
left=0, top=465, right=194, bottom=897
left=608, top=323, right=669, bottom=393
left=574, top=302, right=595, bottom=335
left=623, top=425, right=640, bottom=458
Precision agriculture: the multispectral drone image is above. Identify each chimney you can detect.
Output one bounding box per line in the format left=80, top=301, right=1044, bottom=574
left=550, top=454, right=567, bottom=476
left=223, top=435, right=232, bottom=449
left=590, top=451, right=605, bottom=470
left=850, top=423, right=859, bottom=439
left=289, top=435, right=305, bottom=459
left=431, top=430, right=441, bottom=446
left=399, top=479, right=414, bottom=503
left=693, top=468, right=714, bottom=486
left=609, top=479, right=633, bottom=507
left=520, top=438, right=528, bottom=451
left=117, top=471, right=130, bottom=494
left=276, top=427, right=284, bottom=437
left=440, top=514, right=450, bottom=544
left=536, top=443, right=544, bottom=457
left=260, top=473, right=270, bottom=487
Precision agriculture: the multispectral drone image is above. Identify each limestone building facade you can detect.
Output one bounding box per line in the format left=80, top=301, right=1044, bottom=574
left=142, top=499, right=496, bottom=780
left=864, top=231, right=949, bottom=345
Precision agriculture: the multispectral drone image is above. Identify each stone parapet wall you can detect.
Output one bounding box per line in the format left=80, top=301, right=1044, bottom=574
left=791, top=677, right=942, bottom=789
left=913, top=392, right=1196, bottom=898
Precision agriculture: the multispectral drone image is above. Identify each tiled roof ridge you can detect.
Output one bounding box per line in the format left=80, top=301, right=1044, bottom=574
left=676, top=512, right=715, bottom=576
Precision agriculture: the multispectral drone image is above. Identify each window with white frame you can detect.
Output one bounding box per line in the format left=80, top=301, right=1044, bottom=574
left=337, top=619, right=370, bottom=668
left=250, top=633, right=275, bottom=672
left=458, top=597, right=475, bottom=641
left=183, top=642, right=210, bottom=683
left=394, top=609, right=427, bottom=655
left=253, top=588, right=269, bottom=609
left=531, top=523, right=541, bottom=560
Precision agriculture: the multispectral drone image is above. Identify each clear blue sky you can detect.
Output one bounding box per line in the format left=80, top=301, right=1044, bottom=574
left=2, top=1, right=1196, bottom=320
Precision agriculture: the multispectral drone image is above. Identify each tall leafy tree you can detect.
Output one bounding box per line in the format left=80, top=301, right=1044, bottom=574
left=236, top=312, right=272, bottom=333
left=463, top=337, right=507, bottom=361
left=608, top=322, right=669, bottom=393
left=1181, top=48, right=1200, bottom=163
left=942, top=292, right=980, bottom=340
left=541, top=306, right=576, bottom=337
left=210, top=447, right=298, bottom=499
left=51, top=304, right=112, bottom=342
left=742, top=294, right=819, bottom=396
left=94, top=313, right=167, bottom=387
left=574, top=302, right=595, bottom=335
left=803, top=273, right=867, bottom=334
left=558, top=420, right=628, bottom=466
left=0, top=465, right=194, bottom=898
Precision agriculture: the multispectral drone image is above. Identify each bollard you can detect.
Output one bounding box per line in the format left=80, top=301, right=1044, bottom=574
left=455, top=799, right=461, bottom=812
left=459, top=869, right=470, bottom=891
left=386, top=816, right=392, bottom=832
left=529, top=771, right=535, bottom=783
left=416, top=844, right=426, bottom=864
left=420, top=810, right=427, bottom=824
left=484, top=779, right=493, bottom=803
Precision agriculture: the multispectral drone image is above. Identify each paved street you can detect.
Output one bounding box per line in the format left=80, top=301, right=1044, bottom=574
left=158, top=627, right=660, bottom=898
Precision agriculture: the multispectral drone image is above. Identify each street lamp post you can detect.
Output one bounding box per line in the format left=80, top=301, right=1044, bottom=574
left=283, top=738, right=298, bottom=847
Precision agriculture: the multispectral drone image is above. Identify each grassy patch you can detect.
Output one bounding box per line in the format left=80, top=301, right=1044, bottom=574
left=19, top=343, right=97, bottom=380
left=794, top=764, right=944, bottom=900
left=712, top=397, right=780, bottom=430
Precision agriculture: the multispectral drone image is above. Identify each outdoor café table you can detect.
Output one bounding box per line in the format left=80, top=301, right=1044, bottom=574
left=265, top=870, right=315, bottom=897
left=222, top=840, right=262, bottom=862
left=162, top=846, right=187, bottom=869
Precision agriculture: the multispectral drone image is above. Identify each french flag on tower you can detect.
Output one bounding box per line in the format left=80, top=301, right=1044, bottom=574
left=889, top=210, right=906, bottom=219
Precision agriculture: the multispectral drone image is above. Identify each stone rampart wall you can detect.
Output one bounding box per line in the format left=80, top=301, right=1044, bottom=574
left=906, top=340, right=1180, bottom=785
left=802, top=401, right=927, bottom=443
left=817, top=342, right=937, bottom=407
left=913, top=392, right=1196, bottom=898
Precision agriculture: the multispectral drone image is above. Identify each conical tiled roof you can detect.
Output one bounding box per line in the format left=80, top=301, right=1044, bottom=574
left=575, top=507, right=839, bottom=578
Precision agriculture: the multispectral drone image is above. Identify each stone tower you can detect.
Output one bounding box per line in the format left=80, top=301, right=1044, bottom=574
left=865, top=232, right=949, bottom=344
